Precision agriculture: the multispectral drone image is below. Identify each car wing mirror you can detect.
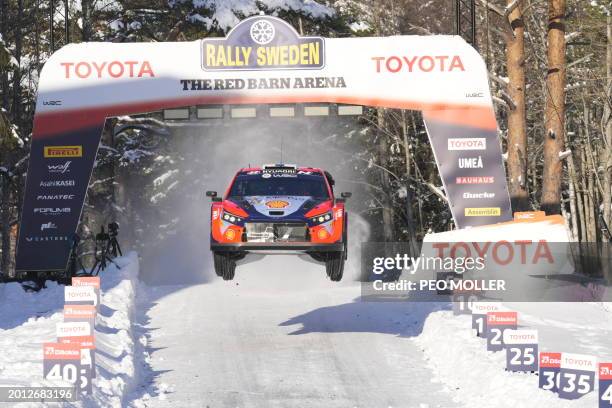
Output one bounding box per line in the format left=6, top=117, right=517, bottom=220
left=341, top=192, right=352, bottom=199
left=206, top=190, right=222, bottom=202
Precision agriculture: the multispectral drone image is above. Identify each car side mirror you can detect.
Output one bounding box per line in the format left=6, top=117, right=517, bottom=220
left=206, top=191, right=222, bottom=202
left=341, top=192, right=352, bottom=199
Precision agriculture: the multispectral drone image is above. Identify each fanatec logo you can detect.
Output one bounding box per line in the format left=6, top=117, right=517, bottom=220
left=41, top=222, right=57, bottom=231
left=47, top=161, right=72, bottom=174
left=37, top=194, right=75, bottom=200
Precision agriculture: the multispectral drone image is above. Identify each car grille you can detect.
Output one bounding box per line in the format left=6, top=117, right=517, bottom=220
left=245, top=222, right=308, bottom=243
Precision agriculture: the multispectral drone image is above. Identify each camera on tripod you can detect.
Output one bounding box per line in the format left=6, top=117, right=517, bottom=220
left=108, top=222, right=119, bottom=237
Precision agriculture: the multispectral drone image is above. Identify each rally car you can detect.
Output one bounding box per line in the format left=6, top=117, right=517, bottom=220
left=206, top=164, right=351, bottom=281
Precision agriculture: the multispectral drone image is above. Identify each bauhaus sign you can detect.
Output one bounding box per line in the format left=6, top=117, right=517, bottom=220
left=16, top=15, right=512, bottom=272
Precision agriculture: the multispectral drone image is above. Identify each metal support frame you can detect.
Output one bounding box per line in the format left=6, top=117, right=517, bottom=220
left=455, top=0, right=477, bottom=49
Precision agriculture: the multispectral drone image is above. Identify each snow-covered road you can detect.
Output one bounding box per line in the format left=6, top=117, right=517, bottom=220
left=133, top=257, right=457, bottom=408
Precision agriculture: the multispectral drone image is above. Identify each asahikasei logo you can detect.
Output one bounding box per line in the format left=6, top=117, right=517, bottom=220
left=202, top=16, right=324, bottom=71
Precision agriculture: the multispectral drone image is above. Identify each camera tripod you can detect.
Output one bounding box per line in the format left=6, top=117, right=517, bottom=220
left=90, top=224, right=122, bottom=276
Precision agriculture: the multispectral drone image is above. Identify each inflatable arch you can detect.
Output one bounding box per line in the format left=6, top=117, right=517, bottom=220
left=17, top=16, right=512, bottom=272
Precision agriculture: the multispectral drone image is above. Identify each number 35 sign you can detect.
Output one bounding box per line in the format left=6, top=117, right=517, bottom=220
left=558, top=353, right=596, bottom=400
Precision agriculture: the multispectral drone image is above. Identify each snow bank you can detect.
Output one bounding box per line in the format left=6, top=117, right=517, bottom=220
left=0, top=252, right=141, bottom=407
left=415, top=309, right=602, bottom=407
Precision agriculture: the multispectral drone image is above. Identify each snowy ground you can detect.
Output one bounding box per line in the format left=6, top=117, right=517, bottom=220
left=0, top=252, right=610, bottom=407
left=0, top=253, right=141, bottom=407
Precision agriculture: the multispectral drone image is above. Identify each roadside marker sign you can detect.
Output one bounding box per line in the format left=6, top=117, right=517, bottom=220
left=539, top=352, right=561, bottom=393
left=503, top=329, right=538, bottom=372
left=558, top=353, right=596, bottom=400
left=485, top=311, right=517, bottom=352
left=471, top=302, right=504, bottom=337
left=600, top=363, right=612, bottom=408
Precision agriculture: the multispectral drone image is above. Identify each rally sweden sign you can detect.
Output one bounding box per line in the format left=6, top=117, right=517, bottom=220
left=202, top=16, right=324, bottom=71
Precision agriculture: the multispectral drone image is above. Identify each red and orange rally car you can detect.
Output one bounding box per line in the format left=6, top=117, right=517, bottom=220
left=206, top=164, right=351, bottom=281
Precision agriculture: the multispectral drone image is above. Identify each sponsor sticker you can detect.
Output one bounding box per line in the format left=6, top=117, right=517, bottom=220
left=465, top=207, right=501, bottom=217
left=64, top=286, right=97, bottom=306
left=40, top=180, right=76, bottom=187
left=456, top=176, right=495, bottom=184
left=34, top=207, right=71, bottom=215
left=24, top=235, right=68, bottom=242
left=44, top=146, right=82, bottom=158
left=447, top=138, right=486, bottom=151
left=37, top=194, right=75, bottom=200
left=458, top=156, right=483, bottom=169
left=47, top=161, right=72, bottom=174
left=41, top=222, right=57, bottom=231
left=539, top=352, right=562, bottom=393
left=462, top=192, right=495, bottom=199
left=485, top=311, right=517, bottom=352
left=266, top=200, right=289, bottom=209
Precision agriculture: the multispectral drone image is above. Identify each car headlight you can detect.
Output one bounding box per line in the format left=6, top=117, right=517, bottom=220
left=222, top=211, right=244, bottom=225
left=310, top=212, right=332, bottom=225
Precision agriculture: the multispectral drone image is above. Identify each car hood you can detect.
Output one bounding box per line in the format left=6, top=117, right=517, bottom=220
left=237, top=196, right=320, bottom=219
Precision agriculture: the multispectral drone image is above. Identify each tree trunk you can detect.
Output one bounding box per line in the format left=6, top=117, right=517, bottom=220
left=541, top=0, right=566, bottom=214
left=601, top=14, right=612, bottom=234
left=506, top=0, right=529, bottom=211
left=377, top=108, right=394, bottom=241
left=81, top=0, right=92, bottom=41
left=566, top=151, right=579, bottom=241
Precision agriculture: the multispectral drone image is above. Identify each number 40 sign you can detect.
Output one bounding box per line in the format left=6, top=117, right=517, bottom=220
left=600, top=363, right=612, bottom=408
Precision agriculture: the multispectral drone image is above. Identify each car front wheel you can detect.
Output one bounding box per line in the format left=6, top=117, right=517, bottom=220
left=213, top=252, right=236, bottom=281
left=325, top=252, right=345, bottom=282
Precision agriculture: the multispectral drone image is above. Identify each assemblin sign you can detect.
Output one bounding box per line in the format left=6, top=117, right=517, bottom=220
left=201, top=16, right=324, bottom=70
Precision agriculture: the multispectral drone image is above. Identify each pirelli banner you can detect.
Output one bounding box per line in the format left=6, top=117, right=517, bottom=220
left=17, top=15, right=512, bottom=271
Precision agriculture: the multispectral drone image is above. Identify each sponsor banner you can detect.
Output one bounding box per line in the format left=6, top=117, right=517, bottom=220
left=503, top=329, right=538, bottom=372
left=485, top=311, right=517, bottom=352
left=17, top=128, right=101, bottom=271
left=65, top=286, right=97, bottom=306
left=558, top=353, right=597, bottom=400
left=421, top=119, right=512, bottom=228
left=600, top=363, right=612, bottom=408
left=539, top=352, right=562, bottom=393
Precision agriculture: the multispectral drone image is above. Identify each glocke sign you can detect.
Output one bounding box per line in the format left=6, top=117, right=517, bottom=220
left=17, top=15, right=512, bottom=272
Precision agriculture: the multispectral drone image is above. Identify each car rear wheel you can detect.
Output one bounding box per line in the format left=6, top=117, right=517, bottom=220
left=213, top=252, right=236, bottom=280
left=325, top=252, right=345, bottom=282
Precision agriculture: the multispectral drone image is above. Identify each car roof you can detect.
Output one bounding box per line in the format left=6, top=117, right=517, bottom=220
left=238, top=166, right=324, bottom=173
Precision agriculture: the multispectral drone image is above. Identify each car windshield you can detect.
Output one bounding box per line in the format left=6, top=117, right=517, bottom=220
left=228, top=172, right=330, bottom=199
